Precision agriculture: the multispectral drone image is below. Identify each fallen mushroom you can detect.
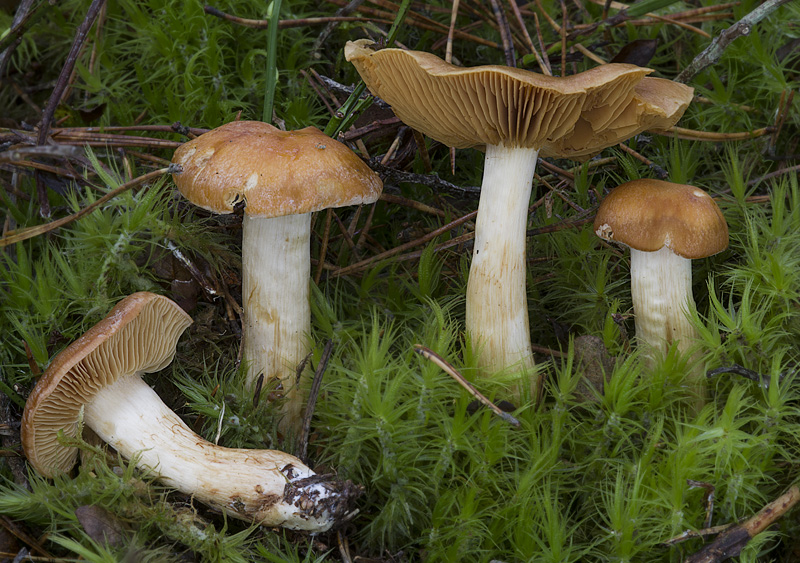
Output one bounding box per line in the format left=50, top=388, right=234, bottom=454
left=345, top=40, right=693, bottom=391
left=593, top=179, right=729, bottom=397
left=171, top=121, right=382, bottom=433
left=21, top=292, right=361, bottom=532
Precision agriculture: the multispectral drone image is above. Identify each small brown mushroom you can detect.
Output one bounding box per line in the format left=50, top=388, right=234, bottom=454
left=172, top=121, right=382, bottom=433
left=594, top=179, right=729, bottom=399
left=21, top=292, right=361, bottom=532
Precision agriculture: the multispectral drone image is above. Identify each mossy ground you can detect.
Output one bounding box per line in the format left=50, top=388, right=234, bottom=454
left=1, top=0, right=800, bottom=561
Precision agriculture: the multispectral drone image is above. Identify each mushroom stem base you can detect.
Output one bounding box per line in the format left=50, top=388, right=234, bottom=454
left=630, top=246, right=698, bottom=354
left=84, top=374, right=360, bottom=531
left=630, top=247, right=705, bottom=402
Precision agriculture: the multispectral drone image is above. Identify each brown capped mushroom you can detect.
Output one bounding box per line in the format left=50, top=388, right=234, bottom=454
left=345, top=40, right=693, bottom=389
left=171, top=121, right=382, bottom=433
left=21, top=292, right=361, bottom=532
left=593, top=179, right=728, bottom=397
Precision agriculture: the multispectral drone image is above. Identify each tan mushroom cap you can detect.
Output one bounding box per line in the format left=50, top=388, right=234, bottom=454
left=344, top=39, right=693, bottom=159
left=21, top=293, right=192, bottom=478
left=593, top=179, right=729, bottom=259
left=171, top=121, right=382, bottom=217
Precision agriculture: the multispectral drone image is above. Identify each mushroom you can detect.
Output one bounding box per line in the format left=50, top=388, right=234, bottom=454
left=171, top=121, right=382, bottom=432
left=593, top=179, right=728, bottom=392
left=345, top=40, right=694, bottom=387
left=21, top=292, right=361, bottom=532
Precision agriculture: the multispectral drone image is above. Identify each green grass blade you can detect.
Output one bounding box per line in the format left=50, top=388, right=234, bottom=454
left=262, top=0, right=283, bottom=123
left=324, top=0, right=412, bottom=138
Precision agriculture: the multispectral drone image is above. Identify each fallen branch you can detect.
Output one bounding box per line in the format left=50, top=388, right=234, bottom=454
left=684, top=485, right=800, bottom=563
left=676, top=0, right=794, bottom=83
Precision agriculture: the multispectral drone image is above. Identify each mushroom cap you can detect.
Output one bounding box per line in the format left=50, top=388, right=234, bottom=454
left=171, top=121, right=383, bottom=217
left=21, top=292, right=192, bottom=478
left=593, top=179, right=729, bottom=259
left=344, top=39, right=693, bottom=159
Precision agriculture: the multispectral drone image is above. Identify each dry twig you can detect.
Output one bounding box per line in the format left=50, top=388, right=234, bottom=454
left=0, top=166, right=174, bottom=247
left=413, top=345, right=521, bottom=427
left=676, top=0, right=794, bottom=83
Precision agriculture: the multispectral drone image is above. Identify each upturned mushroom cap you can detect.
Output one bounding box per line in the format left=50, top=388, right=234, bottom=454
left=593, top=179, right=729, bottom=259
left=21, top=292, right=192, bottom=477
left=171, top=121, right=382, bottom=217
left=344, top=39, right=693, bottom=159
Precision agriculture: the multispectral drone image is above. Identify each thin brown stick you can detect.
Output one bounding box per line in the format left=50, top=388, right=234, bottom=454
left=445, top=0, right=461, bottom=63
left=331, top=210, right=358, bottom=254
left=617, top=143, right=667, bottom=178
left=413, top=345, right=521, bottom=427
left=380, top=130, right=404, bottom=165
left=301, top=70, right=337, bottom=117
left=506, top=0, right=549, bottom=74
left=340, top=118, right=402, bottom=141
left=748, top=163, right=800, bottom=186
left=328, top=209, right=478, bottom=278
left=298, top=339, right=334, bottom=461
left=489, top=0, right=516, bottom=66
left=573, top=42, right=606, bottom=64
left=0, top=166, right=172, bottom=247
left=663, top=524, right=732, bottom=547
left=534, top=0, right=561, bottom=33
left=0, top=515, right=53, bottom=558
left=532, top=12, right=552, bottom=75
left=36, top=0, right=107, bottom=216
left=770, top=89, right=794, bottom=150
left=684, top=486, right=800, bottom=563
left=328, top=0, right=501, bottom=48
left=411, top=129, right=433, bottom=174
left=642, top=12, right=710, bottom=38
left=655, top=126, right=774, bottom=141
left=50, top=132, right=183, bottom=149
left=204, top=5, right=390, bottom=29
left=4, top=159, right=87, bottom=181
left=355, top=202, right=377, bottom=251
left=390, top=231, right=474, bottom=263
left=379, top=193, right=446, bottom=217
left=536, top=174, right=584, bottom=212
left=560, top=0, right=567, bottom=75
left=676, top=0, right=794, bottom=83
left=311, top=0, right=367, bottom=55
left=0, top=0, right=44, bottom=75
left=314, top=209, right=333, bottom=285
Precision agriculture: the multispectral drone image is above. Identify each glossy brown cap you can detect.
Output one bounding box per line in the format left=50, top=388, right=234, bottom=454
left=21, top=293, right=192, bottom=477
left=171, top=121, right=382, bottom=217
left=345, top=40, right=692, bottom=158
left=594, top=179, right=729, bottom=259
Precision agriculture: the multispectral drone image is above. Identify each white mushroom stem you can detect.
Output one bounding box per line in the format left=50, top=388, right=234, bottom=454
left=84, top=374, right=358, bottom=532
left=466, top=144, right=538, bottom=379
left=241, top=212, right=311, bottom=432
left=630, top=246, right=699, bottom=355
